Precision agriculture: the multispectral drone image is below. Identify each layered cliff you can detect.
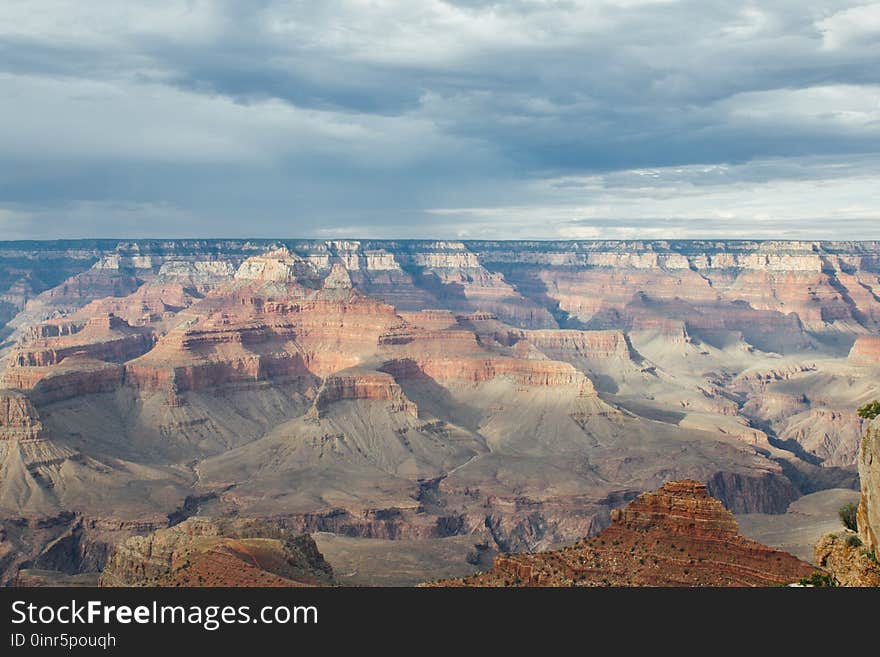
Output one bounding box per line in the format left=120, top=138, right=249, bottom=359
left=430, top=481, right=817, bottom=587
left=7, top=314, right=153, bottom=369
left=308, top=370, right=418, bottom=419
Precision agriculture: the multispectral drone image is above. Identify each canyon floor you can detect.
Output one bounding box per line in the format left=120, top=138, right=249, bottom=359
left=0, top=239, right=878, bottom=585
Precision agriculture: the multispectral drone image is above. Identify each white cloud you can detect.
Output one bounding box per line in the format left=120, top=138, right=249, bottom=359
left=719, top=84, right=880, bottom=133
left=426, top=156, right=880, bottom=239
left=817, top=3, right=880, bottom=50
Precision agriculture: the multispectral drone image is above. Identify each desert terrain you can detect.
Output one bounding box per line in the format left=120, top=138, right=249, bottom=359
left=1, top=239, right=878, bottom=585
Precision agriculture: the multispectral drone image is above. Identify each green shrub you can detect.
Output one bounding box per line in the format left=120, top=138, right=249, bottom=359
left=839, top=502, right=859, bottom=532
left=846, top=534, right=863, bottom=548
left=857, top=400, right=880, bottom=420
left=798, top=572, right=836, bottom=587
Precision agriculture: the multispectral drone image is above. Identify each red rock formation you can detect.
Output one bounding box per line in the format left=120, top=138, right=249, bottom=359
left=381, top=355, right=596, bottom=392
left=76, top=283, right=198, bottom=327
left=520, top=329, right=631, bottom=359
left=849, top=336, right=880, bottom=365
left=430, top=481, right=817, bottom=587
left=25, top=362, right=125, bottom=405
left=396, top=310, right=460, bottom=331
left=125, top=281, right=399, bottom=394
left=308, top=370, right=418, bottom=419
left=6, top=314, right=153, bottom=370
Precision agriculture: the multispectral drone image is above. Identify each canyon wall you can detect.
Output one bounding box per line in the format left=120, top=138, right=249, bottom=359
left=2, top=239, right=879, bottom=585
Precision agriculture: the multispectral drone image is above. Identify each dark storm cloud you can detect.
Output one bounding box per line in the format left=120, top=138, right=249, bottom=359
left=0, top=1, right=879, bottom=238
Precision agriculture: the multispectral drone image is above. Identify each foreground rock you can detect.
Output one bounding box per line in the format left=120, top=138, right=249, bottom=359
left=428, top=481, right=817, bottom=587
left=99, top=518, right=336, bottom=587
left=858, top=416, right=879, bottom=554
left=814, top=533, right=880, bottom=586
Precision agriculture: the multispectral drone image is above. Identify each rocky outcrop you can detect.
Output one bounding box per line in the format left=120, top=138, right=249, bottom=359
left=123, top=287, right=397, bottom=393
left=323, top=263, right=354, bottom=290
left=814, top=533, right=880, bottom=586
left=6, top=315, right=154, bottom=371
left=858, top=417, right=879, bottom=555
left=0, top=390, right=45, bottom=441
left=233, top=247, right=316, bottom=283
left=308, top=370, right=418, bottom=419
left=382, top=356, right=596, bottom=391
left=430, top=481, right=817, bottom=587
left=99, top=517, right=336, bottom=587
left=849, top=336, right=880, bottom=365
left=520, top=329, right=632, bottom=359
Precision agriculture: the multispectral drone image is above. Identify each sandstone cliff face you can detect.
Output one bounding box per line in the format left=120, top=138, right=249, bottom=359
left=99, top=517, right=336, bottom=587
left=858, top=417, right=880, bottom=554
left=430, top=481, right=817, bottom=587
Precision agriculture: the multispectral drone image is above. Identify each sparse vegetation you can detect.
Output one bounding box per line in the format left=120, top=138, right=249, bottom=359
left=798, top=572, right=836, bottom=587
left=857, top=400, right=880, bottom=420
left=839, top=502, right=859, bottom=532
left=846, top=535, right=863, bottom=548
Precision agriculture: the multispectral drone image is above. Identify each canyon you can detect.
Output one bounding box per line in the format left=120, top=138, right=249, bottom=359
left=0, top=239, right=878, bottom=585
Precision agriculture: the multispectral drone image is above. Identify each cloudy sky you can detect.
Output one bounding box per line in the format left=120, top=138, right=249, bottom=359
left=1, top=1, right=879, bottom=240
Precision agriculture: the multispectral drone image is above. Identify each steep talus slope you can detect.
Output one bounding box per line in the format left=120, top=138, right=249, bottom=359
left=429, top=480, right=817, bottom=587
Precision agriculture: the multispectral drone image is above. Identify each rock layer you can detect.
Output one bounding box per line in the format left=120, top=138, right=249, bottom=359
left=430, top=481, right=817, bottom=586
